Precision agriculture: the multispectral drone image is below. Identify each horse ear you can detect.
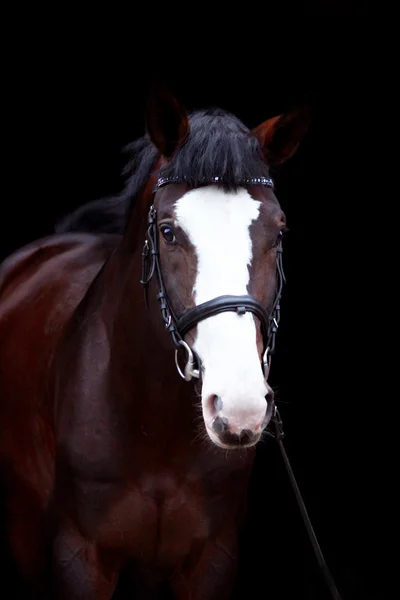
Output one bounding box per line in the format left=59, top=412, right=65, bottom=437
left=252, top=103, right=312, bottom=165
left=145, top=84, right=190, bottom=158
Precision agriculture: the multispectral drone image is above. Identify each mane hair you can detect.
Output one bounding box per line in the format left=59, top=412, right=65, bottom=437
left=55, top=108, right=270, bottom=235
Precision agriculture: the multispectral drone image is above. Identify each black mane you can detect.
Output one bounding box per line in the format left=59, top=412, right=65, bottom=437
left=55, top=108, right=270, bottom=235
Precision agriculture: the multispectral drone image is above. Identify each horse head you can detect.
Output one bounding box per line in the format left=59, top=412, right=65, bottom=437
left=141, top=85, right=311, bottom=449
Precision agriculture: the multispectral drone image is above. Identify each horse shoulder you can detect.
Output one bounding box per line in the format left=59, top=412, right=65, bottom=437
left=0, top=233, right=120, bottom=491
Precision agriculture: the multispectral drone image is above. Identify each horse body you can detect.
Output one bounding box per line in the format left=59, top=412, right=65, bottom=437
left=0, top=88, right=310, bottom=598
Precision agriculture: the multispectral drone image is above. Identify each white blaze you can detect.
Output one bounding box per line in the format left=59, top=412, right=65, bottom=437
left=175, top=186, right=269, bottom=440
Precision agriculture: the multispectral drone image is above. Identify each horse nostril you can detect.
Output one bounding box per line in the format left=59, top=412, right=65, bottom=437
left=214, top=396, right=223, bottom=412
left=262, top=395, right=275, bottom=429
left=265, top=391, right=274, bottom=403
left=206, top=394, right=223, bottom=416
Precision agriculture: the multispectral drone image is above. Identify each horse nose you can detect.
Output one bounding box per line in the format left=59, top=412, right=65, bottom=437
left=205, top=390, right=275, bottom=448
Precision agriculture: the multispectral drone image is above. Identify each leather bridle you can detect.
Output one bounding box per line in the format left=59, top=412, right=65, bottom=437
left=140, top=175, right=284, bottom=382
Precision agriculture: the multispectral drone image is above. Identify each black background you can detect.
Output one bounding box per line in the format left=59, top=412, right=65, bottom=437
left=2, top=16, right=385, bottom=600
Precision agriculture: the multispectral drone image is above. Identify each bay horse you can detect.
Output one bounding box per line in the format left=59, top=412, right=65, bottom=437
left=0, top=87, right=310, bottom=598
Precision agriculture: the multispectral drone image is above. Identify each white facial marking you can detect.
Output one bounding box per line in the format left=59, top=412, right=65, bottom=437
left=175, top=186, right=270, bottom=446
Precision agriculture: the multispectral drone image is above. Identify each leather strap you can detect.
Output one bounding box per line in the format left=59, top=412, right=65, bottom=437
left=177, top=295, right=269, bottom=343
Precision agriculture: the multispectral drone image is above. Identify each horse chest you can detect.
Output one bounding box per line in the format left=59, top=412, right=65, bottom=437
left=77, top=474, right=211, bottom=568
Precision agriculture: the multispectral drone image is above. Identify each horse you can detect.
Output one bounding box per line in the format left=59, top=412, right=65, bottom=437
left=0, top=86, right=311, bottom=598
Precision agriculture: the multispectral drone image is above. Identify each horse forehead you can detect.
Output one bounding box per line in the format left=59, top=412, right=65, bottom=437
left=173, top=187, right=262, bottom=243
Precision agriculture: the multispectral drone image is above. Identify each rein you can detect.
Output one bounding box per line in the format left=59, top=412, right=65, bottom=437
left=270, top=414, right=343, bottom=600
left=140, top=175, right=343, bottom=600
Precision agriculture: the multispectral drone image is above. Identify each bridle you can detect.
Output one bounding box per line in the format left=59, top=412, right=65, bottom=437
left=140, top=175, right=284, bottom=382
left=140, top=174, right=343, bottom=600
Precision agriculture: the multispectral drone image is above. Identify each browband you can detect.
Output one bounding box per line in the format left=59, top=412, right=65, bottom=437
left=156, top=175, right=274, bottom=189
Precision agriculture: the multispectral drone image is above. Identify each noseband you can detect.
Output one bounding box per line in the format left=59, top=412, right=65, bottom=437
left=140, top=175, right=285, bottom=382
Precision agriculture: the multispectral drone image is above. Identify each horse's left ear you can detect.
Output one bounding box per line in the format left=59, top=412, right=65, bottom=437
left=146, top=83, right=190, bottom=158
left=252, top=103, right=312, bottom=165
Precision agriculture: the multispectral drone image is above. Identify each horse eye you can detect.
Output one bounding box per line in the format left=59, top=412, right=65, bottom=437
left=160, top=225, right=176, bottom=244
